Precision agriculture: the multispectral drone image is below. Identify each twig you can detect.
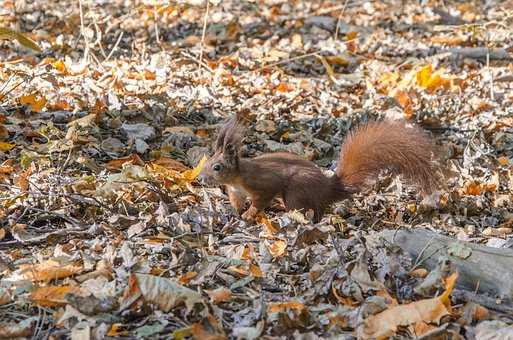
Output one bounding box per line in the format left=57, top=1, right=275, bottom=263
left=256, top=51, right=320, bottom=71
left=154, top=1, right=160, bottom=44
left=105, top=31, right=124, bottom=62
left=59, top=146, right=74, bottom=174
left=180, top=50, right=214, bottom=73
left=198, top=0, right=210, bottom=68
left=78, top=0, right=91, bottom=64
left=334, top=0, right=350, bottom=40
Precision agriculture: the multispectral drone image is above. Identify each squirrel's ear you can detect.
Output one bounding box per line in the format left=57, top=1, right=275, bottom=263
left=223, top=143, right=239, bottom=166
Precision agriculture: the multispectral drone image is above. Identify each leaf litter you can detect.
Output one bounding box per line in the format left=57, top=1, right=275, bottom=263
left=0, top=0, right=513, bottom=338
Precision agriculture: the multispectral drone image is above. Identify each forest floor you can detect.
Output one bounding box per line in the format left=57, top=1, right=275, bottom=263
left=1, top=0, right=513, bottom=339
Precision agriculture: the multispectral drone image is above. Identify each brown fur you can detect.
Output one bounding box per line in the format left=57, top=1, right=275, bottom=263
left=337, top=121, right=438, bottom=193
left=201, top=117, right=439, bottom=222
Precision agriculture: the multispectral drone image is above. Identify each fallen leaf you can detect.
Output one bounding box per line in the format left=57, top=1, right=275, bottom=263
left=123, top=273, right=204, bottom=313
left=20, top=259, right=83, bottom=283
left=19, top=93, right=46, bottom=112
left=178, top=272, right=197, bottom=285
left=206, top=287, right=232, bottom=304
left=182, top=155, right=207, bottom=182
left=360, top=272, right=458, bottom=339
left=191, top=314, right=226, bottom=340
left=0, top=27, right=41, bottom=51
left=266, top=240, right=287, bottom=257
left=106, top=154, right=145, bottom=170
left=268, top=300, right=305, bottom=313
left=0, top=142, right=14, bottom=151
left=30, top=285, right=82, bottom=307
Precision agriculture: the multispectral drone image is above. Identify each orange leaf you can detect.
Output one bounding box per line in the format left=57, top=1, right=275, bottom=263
left=107, top=324, right=129, bottom=337
left=20, top=93, right=46, bottom=112
left=150, top=157, right=188, bottom=172
left=206, top=287, right=232, bottom=304
left=30, top=285, right=82, bottom=307
left=276, top=82, right=293, bottom=93
left=191, top=315, right=226, bottom=340
left=178, top=271, right=197, bottom=285
left=106, top=154, right=144, bottom=171
left=268, top=300, right=305, bottom=313
left=267, top=240, right=287, bottom=257
left=256, top=215, right=279, bottom=235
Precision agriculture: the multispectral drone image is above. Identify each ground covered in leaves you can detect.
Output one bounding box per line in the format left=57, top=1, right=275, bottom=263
left=1, top=0, right=513, bottom=339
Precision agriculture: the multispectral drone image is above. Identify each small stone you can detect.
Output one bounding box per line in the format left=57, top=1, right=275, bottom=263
left=121, top=123, right=156, bottom=141
left=135, top=139, right=149, bottom=154
left=255, top=120, right=276, bottom=133
left=101, top=137, right=125, bottom=155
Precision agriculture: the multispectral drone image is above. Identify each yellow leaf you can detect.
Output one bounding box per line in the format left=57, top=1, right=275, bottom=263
left=52, top=60, right=68, bottom=74
left=107, top=324, right=129, bottom=337
left=19, top=93, right=46, bottom=112
left=249, top=263, right=263, bottom=278
left=416, top=64, right=451, bottom=92
left=0, top=142, right=15, bottom=151
left=416, top=64, right=433, bottom=88
left=182, top=155, right=207, bottom=182
left=0, top=27, right=41, bottom=52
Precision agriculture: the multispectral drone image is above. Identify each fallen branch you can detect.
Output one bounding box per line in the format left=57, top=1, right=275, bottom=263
left=372, top=228, right=513, bottom=307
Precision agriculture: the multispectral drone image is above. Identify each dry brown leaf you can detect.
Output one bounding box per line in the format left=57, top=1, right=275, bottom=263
left=206, top=287, right=232, bottom=304
left=20, top=259, right=83, bottom=283
left=107, top=324, right=129, bottom=337
left=123, top=273, right=204, bottom=313
left=150, top=157, right=188, bottom=172
left=191, top=314, right=226, bottom=340
left=361, top=272, right=458, bottom=339
left=249, top=263, right=264, bottom=278
left=106, top=154, right=145, bottom=171
left=0, top=125, right=9, bottom=140
left=267, top=240, right=287, bottom=257
left=30, top=285, right=82, bottom=307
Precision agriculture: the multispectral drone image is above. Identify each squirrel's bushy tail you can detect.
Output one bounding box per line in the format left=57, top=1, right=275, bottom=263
left=336, top=120, right=438, bottom=193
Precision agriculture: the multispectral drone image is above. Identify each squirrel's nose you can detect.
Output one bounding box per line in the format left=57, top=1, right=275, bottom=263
left=197, top=172, right=210, bottom=186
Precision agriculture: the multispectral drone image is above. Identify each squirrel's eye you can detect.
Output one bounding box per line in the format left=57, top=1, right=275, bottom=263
left=213, top=164, right=222, bottom=172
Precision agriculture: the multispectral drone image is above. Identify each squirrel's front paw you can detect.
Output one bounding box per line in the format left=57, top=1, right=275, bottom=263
left=241, top=206, right=258, bottom=221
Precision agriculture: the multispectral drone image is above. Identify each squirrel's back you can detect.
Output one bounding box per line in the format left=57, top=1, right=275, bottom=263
left=336, top=120, right=438, bottom=193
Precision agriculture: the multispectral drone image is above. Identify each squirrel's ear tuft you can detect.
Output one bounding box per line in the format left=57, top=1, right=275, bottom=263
left=223, top=143, right=239, bottom=166
left=215, top=111, right=251, bottom=151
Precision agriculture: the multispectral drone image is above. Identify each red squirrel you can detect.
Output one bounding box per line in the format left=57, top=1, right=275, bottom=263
left=201, top=113, right=438, bottom=222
